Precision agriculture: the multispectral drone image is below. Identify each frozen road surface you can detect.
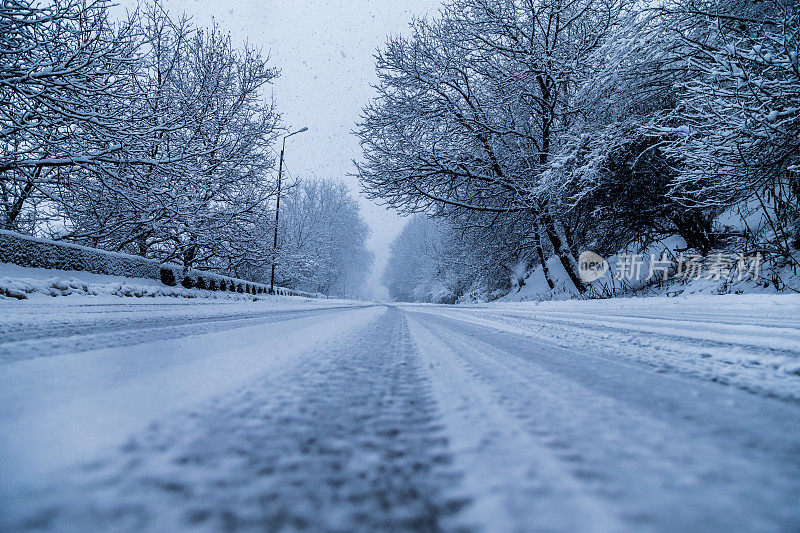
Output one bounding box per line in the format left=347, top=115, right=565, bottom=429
left=1, top=299, right=799, bottom=531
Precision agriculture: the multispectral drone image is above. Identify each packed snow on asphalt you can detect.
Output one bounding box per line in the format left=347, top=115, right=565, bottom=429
left=1, top=294, right=799, bottom=531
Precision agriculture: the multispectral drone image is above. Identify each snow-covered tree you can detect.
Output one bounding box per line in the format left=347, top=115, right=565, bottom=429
left=383, top=216, right=455, bottom=302
left=0, top=0, right=138, bottom=231
left=52, top=1, right=195, bottom=253
left=55, top=3, right=280, bottom=269
left=383, top=214, right=535, bottom=303
left=660, top=0, right=799, bottom=258
left=277, top=179, right=373, bottom=297
left=553, top=0, right=799, bottom=259
left=357, top=0, right=634, bottom=293
left=366, top=0, right=800, bottom=300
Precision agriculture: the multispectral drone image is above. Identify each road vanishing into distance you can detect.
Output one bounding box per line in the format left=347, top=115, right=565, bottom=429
left=1, top=299, right=799, bottom=531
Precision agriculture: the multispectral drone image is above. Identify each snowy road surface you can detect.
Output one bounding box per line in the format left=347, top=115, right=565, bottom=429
left=1, top=299, right=799, bottom=531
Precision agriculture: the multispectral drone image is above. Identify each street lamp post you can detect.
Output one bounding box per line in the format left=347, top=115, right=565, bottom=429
left=270, top=127, right=308, bottom=294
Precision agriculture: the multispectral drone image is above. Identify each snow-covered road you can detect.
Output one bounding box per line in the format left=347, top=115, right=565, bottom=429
left=1, top=299, right=799, bottom=531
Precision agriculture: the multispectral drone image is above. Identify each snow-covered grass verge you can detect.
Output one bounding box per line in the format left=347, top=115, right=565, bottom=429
left=0, top=263, right=321, bottom=302
left=404, top=293, right=800, bottom=402
left=0, top=276, right=265, bottom=301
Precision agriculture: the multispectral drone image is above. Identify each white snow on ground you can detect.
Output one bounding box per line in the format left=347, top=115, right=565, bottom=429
left=499, top=237, right=688, bottom=302
left=0, top=262, right=317, bottom=301
left=0, top=305, right=383, bottom=490
left=408, top=318, right=623, bottom=532
left=499, top=237, right=799, bottom=303
left=1, top=292, right=799, bottom=531
left=0, top=300, right=368, bottom=366
left=405, top=308, right=800, bottom=531
left=403, top=293, right=800, bottom=402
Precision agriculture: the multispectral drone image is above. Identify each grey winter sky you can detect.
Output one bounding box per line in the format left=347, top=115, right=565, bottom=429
left=127, top=0, right=443, bottom=299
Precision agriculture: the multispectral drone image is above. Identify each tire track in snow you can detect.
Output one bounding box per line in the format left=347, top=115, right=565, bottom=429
left=413, top=306, right=800, bottom=401
left=0, top=304, right=367, bottom=344
left=3, top=307, right=469, bottom=532
left=441, top=307, right=800, bottom=355
left=409, top=310, right=800, bottom=531
left=0, top=305, right=368, bottom=363
left=407, top=314, right=623, bottom=532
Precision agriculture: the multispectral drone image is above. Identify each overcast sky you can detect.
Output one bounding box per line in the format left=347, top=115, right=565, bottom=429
left=136, top=0, right=443, bottom=298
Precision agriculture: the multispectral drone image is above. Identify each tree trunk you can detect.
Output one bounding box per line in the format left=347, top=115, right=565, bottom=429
left=534, top=225, right=555, bottom=290
left=4, top=170, right=39, bottom=230
left=183, top=243, right=196, bottom=271
left=542, top=214, right=586, bottom=294
left=136, top=235, right=150, bottom=257
left=562, top=223, right=579, bottom=259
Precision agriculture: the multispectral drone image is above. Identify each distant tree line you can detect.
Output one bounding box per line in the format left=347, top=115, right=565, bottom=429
left=383, top=216, right=532, bottom=302
left=278, top=179, right=373, bottom=298
left=1, top=0, right=371, bottom=295
left=360, top=0, right=799, bottom=299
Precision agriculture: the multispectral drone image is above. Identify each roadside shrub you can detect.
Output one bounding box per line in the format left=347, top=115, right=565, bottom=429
left=0, top=230, right=162, bottom=279
left=160, top=268, right=176, bottom=286
left=195, top=277, right=206, bottom=290
left=181, top=276, right=193, bottom=289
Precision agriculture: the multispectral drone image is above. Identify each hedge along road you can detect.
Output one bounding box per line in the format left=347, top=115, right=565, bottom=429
left=0, top=301, right=799, bottom=531
left=0, top=229, right=312, bottom=297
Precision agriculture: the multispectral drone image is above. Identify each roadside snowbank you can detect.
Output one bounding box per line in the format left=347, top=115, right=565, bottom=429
left=501, top=236, right=799, bottom=303
left=404, top=293, right=800, bottom=402
left=0, top=263, right=326, bottom=302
